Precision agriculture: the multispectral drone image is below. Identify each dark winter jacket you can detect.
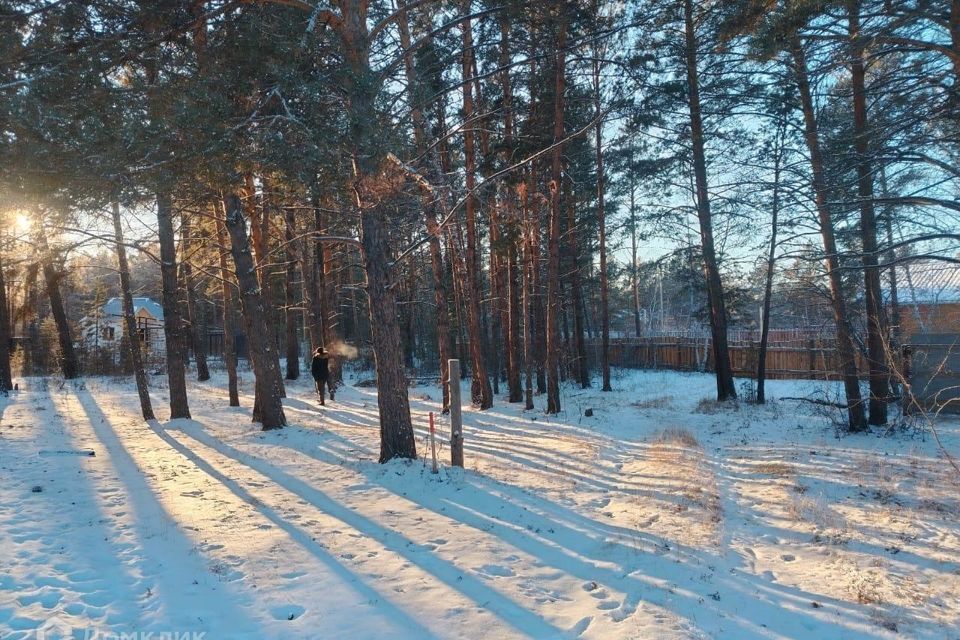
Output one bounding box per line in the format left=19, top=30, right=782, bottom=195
left=311, top=353, right=330, bottom=381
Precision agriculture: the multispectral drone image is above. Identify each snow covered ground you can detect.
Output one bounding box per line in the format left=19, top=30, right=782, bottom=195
left=1, top=368, right=958, bottom=639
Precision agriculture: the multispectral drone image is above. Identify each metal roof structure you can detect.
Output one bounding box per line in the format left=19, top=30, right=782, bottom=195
left=894, top=260, right=960, bottom=305
left=101, top=297, right=165, bottom=322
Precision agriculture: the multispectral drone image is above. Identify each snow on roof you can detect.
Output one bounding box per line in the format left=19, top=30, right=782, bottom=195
left=101, top=297, right=164, bottom=321
left=894, top=261, right=960, bottom=305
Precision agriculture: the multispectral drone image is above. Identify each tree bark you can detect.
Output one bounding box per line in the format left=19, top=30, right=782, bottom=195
left=791, top=36, right=867, bottom=430
left=498, top=15, right=523, bottom=404
left=757, top=126, right=783, bottom=405
left=0, top=251, right=12, bottom=391
left=565, top=181, right=589, bottom=389
left=524, top=51, right=547, bottom=395
left=214, top=200, right=240, bottom=407
left=521, top=178, right=535, bottom=410
left=593, top=51, right=611, bottom=391
left=880, top=168, right=901, bottom=348
left=461, top=3, right=493, bottom=409
left=952, top=0, right=960, bottom=85
left=224, top=193, right=286, bottom=430
left=683, top=0, right=737, bottom=401
left=36, top=231, right=79, bottom=380
left=180, top=212, right=210, bottom=382
left=284, top=204, right=300, bottom=380
left=397, top=6, right=452, bottom=408
left=303, top=198, right=326, bottom=354
left=314, top=206, right=344, bottom=386
left=156, top=192, right=190, bottom=418
left=341, top=0, right=416, bottom=461
left=630, top=183, right=642, bottom=337
left=113, top=202, right=155, bottom=420
left=507, top=236, right=523, bottom=402
left=545, top=9, right=567, bottom=414
left=848, top=1, right=889, bottom=426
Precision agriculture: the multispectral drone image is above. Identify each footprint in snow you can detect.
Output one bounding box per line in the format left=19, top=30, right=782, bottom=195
left=610, top=601, right=637, bottom=622
left=477, top=564, right=515, bottom=578
left=570, top=616, right=593, bottom=637
left=597, top=599, right=620, bottom=611
left=271, top=604, right=305, bottom=621
left=80, top=590, right=113, bottom=607
left=280, top=571, right=307, bottom=580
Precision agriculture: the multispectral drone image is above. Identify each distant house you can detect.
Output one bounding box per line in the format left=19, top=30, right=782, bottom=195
left=81, top=297, right=165, bottom=352
left=892, top=261, right=960, bottom=337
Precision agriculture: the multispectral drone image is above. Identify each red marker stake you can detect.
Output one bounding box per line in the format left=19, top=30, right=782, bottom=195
left=429, top=412, right=439, bottom=474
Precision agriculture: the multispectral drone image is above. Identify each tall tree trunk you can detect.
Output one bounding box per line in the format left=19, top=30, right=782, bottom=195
left=683, top=0, right=736, bottom=401
left=303, top=198, right=326, bottom=354
left=593, top=52, right=611, bottom=391
left=425, top=208, right=452, bottom=410
left=36, top=232, right=79, bottom=380
left=565, top=182, right=589, bottom=389
left=630, top=183, right=642, bottom=337
left=156, top=192, right=190, bottom=418
left=791, top=36, right=867, bottom=430
left=224, top=193, right=286, bottom=429
left=180, top=213, right=210, bottom=381
left=951, top=0, right=960, bottom=84
left=284, top=205, right=300, bottom=380
left=245, top=174, right=286, bottom=399
left=849, top=1, right=889, bottom=426
left=507, top=237, right=523, bottom=402
left=757, top=124, right=784, bottom=405
left=521, top=179, right=535, bottom=410
left=214, top=200, right=240, bottom=407
left=446, top=221, right=470, bottom=373
left=112, top=202, right=155, bottom=420
left=529, top=161, right=546, bottom=390
left=498, top=15, right=523, bottom=403
left=545, top=9, right=567, bottom=414
left=341, top=0, right=416, bottom=461
left=0, top=252, right=12, bottom=391
left=461, top=3, right=493, bottom=409
left=315, top=206, right=344, bottom=386
left=402, top=247, right=417, bottom=369
left=396, top=2, right=452, bottom=407
left=880, top=168, right=901, bottom=348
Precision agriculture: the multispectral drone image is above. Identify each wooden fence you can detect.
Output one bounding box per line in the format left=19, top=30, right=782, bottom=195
left=904, top=334, right=960, bottom=414
left=584, top=336, right=871, bottom=381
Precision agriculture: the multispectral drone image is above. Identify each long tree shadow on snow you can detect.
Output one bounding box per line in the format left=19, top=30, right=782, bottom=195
left=197, top=420, right=891, bottom=638
left=139, top=418, right=440, bottom=638
left=68, top=387, right=266, bottom=637
left=167, top=383, right=925, bottom=636
left=152, top=419, right=565, bottom=639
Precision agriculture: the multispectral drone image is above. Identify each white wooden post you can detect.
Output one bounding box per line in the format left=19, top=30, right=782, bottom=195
left=448, top=359, right=463, bottom=467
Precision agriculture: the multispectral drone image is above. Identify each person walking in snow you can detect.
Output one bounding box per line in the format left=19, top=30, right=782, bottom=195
left=311, top=346, right=335, bottom=405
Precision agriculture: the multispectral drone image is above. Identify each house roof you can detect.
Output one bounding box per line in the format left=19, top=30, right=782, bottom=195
left=102, top=297, right=164, bottom=321
left=894, top=261, right=960, bottom=305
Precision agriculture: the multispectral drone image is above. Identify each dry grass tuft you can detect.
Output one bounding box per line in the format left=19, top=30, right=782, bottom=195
left=654, top=427, right=700, bottom=449
left=633, top=395, right=674, bottom=410
left=693, top=397, right=738, bottom=414
left=850, top=569, right=885, bottom=605
left=753, top=461, right=795, bottom=477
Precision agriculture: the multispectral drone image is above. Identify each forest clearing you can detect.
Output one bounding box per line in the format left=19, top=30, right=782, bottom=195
left=1, top=369, right=958, bottom=639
